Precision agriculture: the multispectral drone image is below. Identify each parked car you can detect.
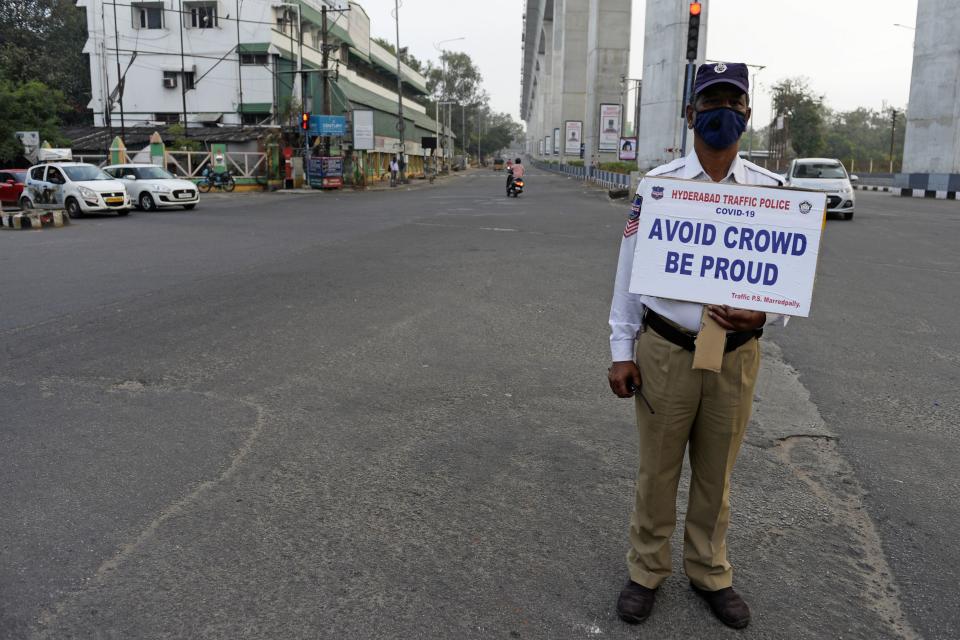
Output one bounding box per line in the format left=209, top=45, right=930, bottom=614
left=0, top=169, right=27, bottom=208
left=104, top=164, right=199, bottom=210
left=22, top=163, right=131, bottom=217
left=783, top=158, right=857, bottom=220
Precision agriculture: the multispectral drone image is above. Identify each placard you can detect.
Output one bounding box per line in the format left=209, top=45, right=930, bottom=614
left=545, top=135, right=552, bottom=156
left=599, top=104, right=621, bottom=151
left=564, top=121, right=582, bottom=155
left=628, top=177, right=826, bottom=316
left=618, top=137, right=637, bottom=161
left=352, top=109, right=374, bottom=149
left=553, top=128, right=560, bottom=156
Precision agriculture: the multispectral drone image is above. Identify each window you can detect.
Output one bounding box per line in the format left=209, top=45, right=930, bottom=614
left=241, top=112, right=269, bottom=125
left=188, top=3, right=218, bottom=28
left=156, top=113, right=181, bottom=124
left=240, top=53, right=268, bottom=65
left=792, top=161, right=847, bottom=179
left=46, top=167, right=65, bottom=184
left=162, top=71, right=194, bottom=90
left=133, top=4, right=163, bottom=29
left=30, top=166, right=46, bottom=180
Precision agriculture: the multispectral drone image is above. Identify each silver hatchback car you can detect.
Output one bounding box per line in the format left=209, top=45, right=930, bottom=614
left=783, top=158, right=857, bottom=220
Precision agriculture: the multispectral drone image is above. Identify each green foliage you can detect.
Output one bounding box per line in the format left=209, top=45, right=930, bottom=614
left=0, top=0, right=90, bottom=124
left=565, top=159, right=584, bottom=167
left=822, top=107, right=905, bottom=170
left=766, top=76, right=906, bottom=171
left=598, top=161, right=636, bottom=175
left=0, top=78, right=70, bottom=163
left=166, top=124, right=202, bottom=152
left=770, top=78, right=825, bottom=158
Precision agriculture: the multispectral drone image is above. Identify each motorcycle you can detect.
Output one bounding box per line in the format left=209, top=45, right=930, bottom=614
left=507, top=175, right=524, bottom=198
left=197, top=165, right=236, bottom=193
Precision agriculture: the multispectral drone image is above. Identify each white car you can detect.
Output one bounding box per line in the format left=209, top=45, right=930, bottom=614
left=103, top=164, right=199, bottom=211
left=22, top=162, right=131, bottom=217
left=783, top=158, right=857, bottom=220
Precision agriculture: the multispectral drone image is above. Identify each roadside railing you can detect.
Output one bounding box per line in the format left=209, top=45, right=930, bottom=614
left=533, top=160, right=630, bottom=190
left=164, top=151, right=267, bottom=179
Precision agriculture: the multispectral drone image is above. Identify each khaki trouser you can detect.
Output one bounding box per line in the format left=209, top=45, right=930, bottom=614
left=626, top=327, right=760, bottom=591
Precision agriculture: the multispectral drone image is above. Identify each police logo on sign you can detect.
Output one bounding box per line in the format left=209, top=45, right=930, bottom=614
left=799, top=200, right=813, bottom=214
left=714, top=62, right=727, bottom=73
left=651, top=186, right=664, bottom=200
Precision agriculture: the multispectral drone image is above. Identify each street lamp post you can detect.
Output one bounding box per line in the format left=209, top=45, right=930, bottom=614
left=748, top=65, right=765, bottom=161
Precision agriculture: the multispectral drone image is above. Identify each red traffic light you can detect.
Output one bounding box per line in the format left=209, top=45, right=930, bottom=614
left=689, top=2, right=702, bottom=16
left=301, top=112, right=310, bottom=130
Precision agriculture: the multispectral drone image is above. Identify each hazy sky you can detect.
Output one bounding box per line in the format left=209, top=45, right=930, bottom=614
left=357, top=0, right=918, bottom=126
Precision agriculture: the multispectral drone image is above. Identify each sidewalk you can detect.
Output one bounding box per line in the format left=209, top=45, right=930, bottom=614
left=271, top=168, right=480, bottom=196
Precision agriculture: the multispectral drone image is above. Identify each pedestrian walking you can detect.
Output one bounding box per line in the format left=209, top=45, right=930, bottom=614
left=389, top=157, right=399, bottom=187
left=607, top=62, right=785, bottom=630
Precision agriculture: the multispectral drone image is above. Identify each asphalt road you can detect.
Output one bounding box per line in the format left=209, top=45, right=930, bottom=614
left=0, top=170, right=955, bottom=639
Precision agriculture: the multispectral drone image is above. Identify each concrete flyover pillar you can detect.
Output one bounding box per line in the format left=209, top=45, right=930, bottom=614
left=538, top=20, right=555, bottom=158
left=899, top=0, right=960, bottom=196
left=556, top=0, right=589, bottom=164
left=636, top=0, right=708, bottom=172
left=582, top=0, right=631, bottom=171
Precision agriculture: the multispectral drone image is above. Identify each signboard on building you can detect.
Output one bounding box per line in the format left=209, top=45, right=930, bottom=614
left=309, top=115, right=347, bottom=136
left=599, top=104, right=622, bottom=152
left=628, top=177, right=827, bottom=317
left=619, top=137, right=637, bottom=161
left=564, top=121, right=582, bottom=155
left=352, top=110, right=374, bottom=149
left=538, top=139, right=544, bottom=155
left=553, top=128, right=560, bottom=156
left=545, top=135, right=552, bottom=156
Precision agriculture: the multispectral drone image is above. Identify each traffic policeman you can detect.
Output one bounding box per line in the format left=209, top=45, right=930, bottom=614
left=608, top=62, right=786, bottom=629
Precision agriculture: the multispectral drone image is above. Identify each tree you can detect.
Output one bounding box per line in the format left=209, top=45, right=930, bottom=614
left=770, top=78, right=825, bottom=158
left=0, top=78, right=70, bottom=162
left=0, top=0, right=90, bottom=124
left=371, top=37, right=424, bottom=73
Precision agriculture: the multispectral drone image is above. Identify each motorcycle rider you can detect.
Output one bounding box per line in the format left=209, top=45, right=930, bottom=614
left=507, top=158, right=524, bottom=195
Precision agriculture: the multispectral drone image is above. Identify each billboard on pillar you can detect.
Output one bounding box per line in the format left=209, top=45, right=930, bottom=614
left=553, top=128, right=560, bottom=156
left=564, top=121, right=582, bottom=154
left=539, top=139, right=544, bottom=155
left=619, top=137, right=637, bottom=161
left=599, top=104, right=622, bottom=152
left=545, top=135, right=552, bottom=156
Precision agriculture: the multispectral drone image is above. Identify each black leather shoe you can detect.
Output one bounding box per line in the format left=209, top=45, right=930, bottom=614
left=616, top=580, right=657, bottom=624
left=690, top=582, right=751, bottom=629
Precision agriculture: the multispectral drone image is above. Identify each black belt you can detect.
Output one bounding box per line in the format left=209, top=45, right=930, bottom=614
left=644, top=309, right=762, bottom=354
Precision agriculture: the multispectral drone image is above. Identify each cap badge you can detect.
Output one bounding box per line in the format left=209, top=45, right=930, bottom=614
left=714, top=62, right=727, bottom=73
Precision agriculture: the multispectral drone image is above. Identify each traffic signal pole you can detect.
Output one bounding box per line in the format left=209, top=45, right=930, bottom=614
left=680, top=2, right=702, bottom=157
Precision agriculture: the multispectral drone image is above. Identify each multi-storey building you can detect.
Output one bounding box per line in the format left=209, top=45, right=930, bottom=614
left=78, top=0, right=445, bottom=161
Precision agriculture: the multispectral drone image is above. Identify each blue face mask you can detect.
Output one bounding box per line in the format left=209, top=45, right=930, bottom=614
left=693, top=107, right=747, bottom=150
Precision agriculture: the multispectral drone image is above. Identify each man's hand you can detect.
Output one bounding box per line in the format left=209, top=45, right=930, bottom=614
left=706, top=305, right=766, bottom=331
left=608, top=361, right=642, bottom=398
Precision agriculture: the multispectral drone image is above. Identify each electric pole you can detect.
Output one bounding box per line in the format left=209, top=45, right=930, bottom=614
left=394, top=0, right=406, bottom=182
left=111, top=0, right=126, bottom=139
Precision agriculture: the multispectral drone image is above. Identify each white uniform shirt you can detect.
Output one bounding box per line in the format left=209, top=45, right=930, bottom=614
left=609, top=150, right=788, bottom=362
